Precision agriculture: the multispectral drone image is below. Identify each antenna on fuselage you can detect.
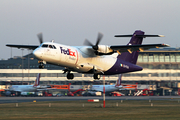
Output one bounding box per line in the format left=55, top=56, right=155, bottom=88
left=51, top=40, right=55, bottom=43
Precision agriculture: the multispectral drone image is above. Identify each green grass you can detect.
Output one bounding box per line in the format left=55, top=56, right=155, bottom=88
left=0, top=100, right=180, bottom=120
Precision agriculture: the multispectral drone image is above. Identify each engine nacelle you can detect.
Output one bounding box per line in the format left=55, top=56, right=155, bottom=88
left=97, top=45, right=113, bottom=53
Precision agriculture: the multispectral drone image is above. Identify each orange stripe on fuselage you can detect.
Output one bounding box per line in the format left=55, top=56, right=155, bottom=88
left=75, top=49, right=78, bottom=65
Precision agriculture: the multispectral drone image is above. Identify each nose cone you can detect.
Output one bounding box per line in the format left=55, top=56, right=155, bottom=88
left=33, top=49, right=42, bottom=58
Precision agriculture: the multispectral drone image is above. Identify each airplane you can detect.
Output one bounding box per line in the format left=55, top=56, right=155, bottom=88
left=6, top=30, right=169, bottom=80
left=90, top=74, right=123, bottom=93
left=6, top=73, right=52, bottom=96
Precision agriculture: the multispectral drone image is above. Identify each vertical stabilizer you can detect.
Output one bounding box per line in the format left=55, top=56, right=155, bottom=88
left=33, top=73, right=41, bottom=87
left=117, top=30, right=144, bottom=64
left=115, top=74, right=122, bottom=87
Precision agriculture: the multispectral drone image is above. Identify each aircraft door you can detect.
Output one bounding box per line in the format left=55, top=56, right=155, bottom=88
left=47, top=45, right=59, bottom=61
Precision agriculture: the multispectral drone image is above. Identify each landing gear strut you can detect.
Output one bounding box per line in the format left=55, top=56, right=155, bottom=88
left=93, top=74, right=101, bottom=80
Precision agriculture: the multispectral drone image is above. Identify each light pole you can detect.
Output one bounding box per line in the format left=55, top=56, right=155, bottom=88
left=103, top=75, right=105, bottom=108
left=28, top=49, right=30, bottom=82
left=21, top=49, right=24, bottom=85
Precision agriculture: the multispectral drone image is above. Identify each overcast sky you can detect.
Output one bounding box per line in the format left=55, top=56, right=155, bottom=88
left=0, top=0, right=180, bottom=59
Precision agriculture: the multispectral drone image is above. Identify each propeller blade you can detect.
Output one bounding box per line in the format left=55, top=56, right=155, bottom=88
left=83, top=32, right=103, bottom=51
left=95, top=32, right=103, bottom=46
left=37, top=33, right=43, bottom=44
left=84, top=39, right=94, bottom=46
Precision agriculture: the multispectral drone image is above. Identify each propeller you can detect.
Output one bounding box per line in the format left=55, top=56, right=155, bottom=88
left=37, top=33, right=43, bottom=44
left=84, top=32, right=103, bottom=51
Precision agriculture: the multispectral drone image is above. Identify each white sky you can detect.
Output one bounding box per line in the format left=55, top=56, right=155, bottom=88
left=0, top=0, right=180, bottom=59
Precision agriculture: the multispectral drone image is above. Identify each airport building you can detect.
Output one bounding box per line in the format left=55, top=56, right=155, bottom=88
left=0, top=47, right=180, bottom=95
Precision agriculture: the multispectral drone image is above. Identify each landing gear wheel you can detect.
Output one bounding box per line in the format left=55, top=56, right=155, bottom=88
left=38, top=62, right=44, bottom=69
left=67, top=73, right=74, bottom=79
left=39, top=64, right=44, bottom=69
left=93, top=74, right=100, bottom=80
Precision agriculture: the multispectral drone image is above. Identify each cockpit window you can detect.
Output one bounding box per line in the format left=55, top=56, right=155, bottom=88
left=41, top=44, right=56, bottom=49
left=53, top=45, right=56, bottom=49
left=49, top=45, right=53, bottom=48
left=42, top=44, right=48, bottom=47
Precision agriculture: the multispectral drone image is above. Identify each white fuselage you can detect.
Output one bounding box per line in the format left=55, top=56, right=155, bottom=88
left=9, top=85, right=37, bottom=92
left=91, top=85, right=122, bottom=92
left=33, top=42, right=117, bottom=73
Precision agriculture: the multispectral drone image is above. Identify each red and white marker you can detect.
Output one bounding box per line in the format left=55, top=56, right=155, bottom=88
left=87, top=99, right=99, bottom=102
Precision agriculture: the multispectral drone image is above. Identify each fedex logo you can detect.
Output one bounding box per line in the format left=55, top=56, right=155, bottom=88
left=60, top=47, right=76, bottom=57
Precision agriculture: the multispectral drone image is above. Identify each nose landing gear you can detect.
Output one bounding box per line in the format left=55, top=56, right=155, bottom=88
left=38, top=61, right=44, bottom=69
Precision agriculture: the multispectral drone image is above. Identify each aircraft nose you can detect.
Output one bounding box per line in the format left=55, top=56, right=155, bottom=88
left=33, top=49, right=42, bottom=58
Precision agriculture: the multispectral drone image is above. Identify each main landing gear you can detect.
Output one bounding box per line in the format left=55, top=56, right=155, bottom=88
left=67, top=72, right=74, bottom=79
left=93, top=74, right=101, bottom=80
left=63, top=69, right=74, bottom=80
left=66, top=73, right=100, bottom=80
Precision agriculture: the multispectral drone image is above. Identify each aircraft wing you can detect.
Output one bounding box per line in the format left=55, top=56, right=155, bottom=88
left=6, top=44, right=39, bottom=50
left=11, top=90, right=22, bottom=92
left=110, top=44, right=169, bottom=53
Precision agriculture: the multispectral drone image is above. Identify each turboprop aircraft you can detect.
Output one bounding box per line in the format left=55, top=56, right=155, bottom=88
left=6, top=30, right=169, bottom=79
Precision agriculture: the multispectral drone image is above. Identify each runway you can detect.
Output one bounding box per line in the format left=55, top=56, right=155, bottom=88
left=0, top=96, right=180, bottom=104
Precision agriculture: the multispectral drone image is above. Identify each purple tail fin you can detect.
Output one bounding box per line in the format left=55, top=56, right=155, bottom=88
left=115, top=74, right=122, bottom=87
left=33, top=73, right=41, bottom=87
left=117, top=30, right=144, bottom=64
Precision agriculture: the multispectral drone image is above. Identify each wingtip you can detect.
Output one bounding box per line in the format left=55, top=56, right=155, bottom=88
left=159, top=35, right=165, bottom=37
left=162, top=44, right=170, bottom=47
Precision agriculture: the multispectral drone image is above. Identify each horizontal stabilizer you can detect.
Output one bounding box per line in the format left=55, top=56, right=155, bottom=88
left=110, top=44, right=169, bottom=53
left=114, top=34, right=165, bottom=38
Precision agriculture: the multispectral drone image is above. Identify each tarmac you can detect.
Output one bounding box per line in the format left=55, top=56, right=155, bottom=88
left=0, top=96, right=180, bottom=103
